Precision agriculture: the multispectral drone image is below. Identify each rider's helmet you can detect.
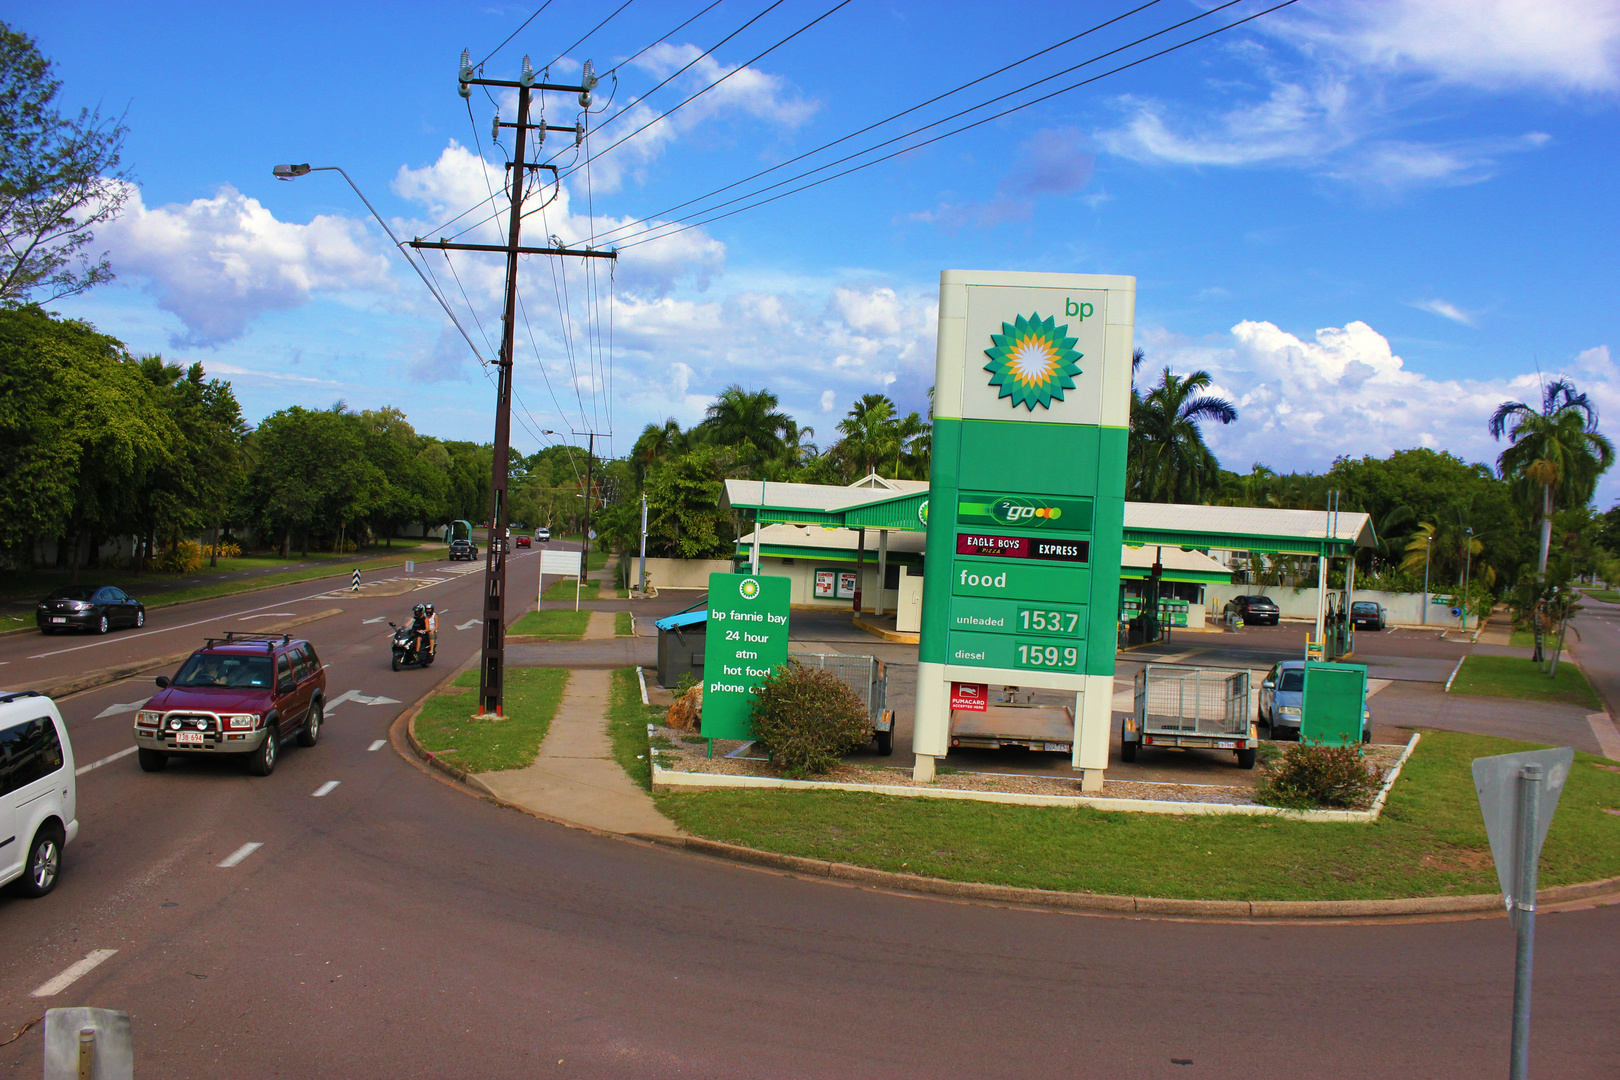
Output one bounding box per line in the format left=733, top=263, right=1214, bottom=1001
left=424, top=603, right=435, bottom=616
left=412, top=603, right=425, bottom=619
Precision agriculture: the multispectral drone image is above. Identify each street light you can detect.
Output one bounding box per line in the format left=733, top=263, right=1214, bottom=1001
left=271, top=163, right=486, bottom=366
left=1462, top=526, right=1475, bottom=630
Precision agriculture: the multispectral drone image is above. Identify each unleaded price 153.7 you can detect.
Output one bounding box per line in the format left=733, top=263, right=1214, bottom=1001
left=1015, top=643, right=1080, bottom=669
left=1017, top=608, right=1080, bottom=634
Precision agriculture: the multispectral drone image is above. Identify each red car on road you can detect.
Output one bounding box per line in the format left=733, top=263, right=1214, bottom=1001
left=134, top=633, right=326, bottom=776
left=515, top=535, right=531, bottom=548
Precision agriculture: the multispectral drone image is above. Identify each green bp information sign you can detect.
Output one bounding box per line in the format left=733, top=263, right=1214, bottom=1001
left=913, top=269, right=1135, bottom=791
left=702, top=572, right=790, bottom=740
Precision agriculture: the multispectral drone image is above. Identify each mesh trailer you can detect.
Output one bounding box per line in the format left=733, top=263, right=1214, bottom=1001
left=794, top=652, right=895, bottom=755
left=1123, top=664, right=1259, bottom=769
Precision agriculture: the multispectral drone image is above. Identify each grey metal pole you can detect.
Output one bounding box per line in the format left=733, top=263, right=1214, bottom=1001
left=1509, top=762, right=1544, bottom=1080
left=638, top=492, right=648, bottom=595
left=1422, top=537, right=1432, bottom=625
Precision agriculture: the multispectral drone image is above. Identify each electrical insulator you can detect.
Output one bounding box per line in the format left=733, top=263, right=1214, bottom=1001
left=575, top=117, right=585, bottom=148
left=458, top=49, right=474, bottom=98
left=520, top=54, right=536, bottom=88
left=491, top=109, right=501, bottom=143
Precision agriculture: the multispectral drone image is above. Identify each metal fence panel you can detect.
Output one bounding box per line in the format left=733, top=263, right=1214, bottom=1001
left=795, top=652, right=882, bottom=722
left=1136, top=665, right=1250, bottom=736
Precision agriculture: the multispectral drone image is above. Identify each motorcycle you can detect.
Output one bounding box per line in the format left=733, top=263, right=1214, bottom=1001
left=388, top=622, right=435, bottom=671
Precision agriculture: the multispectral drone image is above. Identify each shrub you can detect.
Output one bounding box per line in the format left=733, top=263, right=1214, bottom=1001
left=749, top=661, right=871, bottom=778
left=1254, top=741, right=1381, bottom=810
left=154, top=539, right=204, bottom=574
left=201, top=540, right=242, bottom=559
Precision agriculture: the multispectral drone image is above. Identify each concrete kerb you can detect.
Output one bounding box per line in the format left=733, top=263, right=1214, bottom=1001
left=30, top=606, right=345, bottom=700
left=386, top=676, right=1620, bottom=921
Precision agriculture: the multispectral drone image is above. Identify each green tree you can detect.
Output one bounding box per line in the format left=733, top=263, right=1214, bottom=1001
left=698, top=385, right=792, bottom=475
left=1489, top=379, right=1615, bottom=574
left=0, top=23, right=130, bottom=304
left=645, top=446, right=735, bottom=559
left=1128, top=366, right=1238, bottom=503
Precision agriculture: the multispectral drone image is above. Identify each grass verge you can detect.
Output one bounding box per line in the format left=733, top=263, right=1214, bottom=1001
left=543, top=578, right=600, bottom=602
left=1580, top=588, right=1619, bottom=603
left=1509, top=629, right=1563, bottom=649
left=1451, top=655, right=1600, bottom=710
left=414, top=667, right=568, bottom=773
left=615, top=612, right=634, bottom=636
left=608, top=667, right=665, bottom=791
left=509, top=609, right=590, bottom=640
left=653, top=731, right=1620, bottom=901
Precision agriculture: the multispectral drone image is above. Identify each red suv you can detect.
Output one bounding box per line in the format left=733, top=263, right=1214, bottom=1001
left=134, top=633, right=326, bottom=776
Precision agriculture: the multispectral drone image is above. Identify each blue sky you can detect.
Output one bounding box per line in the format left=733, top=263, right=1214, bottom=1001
left=22, top=0, right=1620, bottom=505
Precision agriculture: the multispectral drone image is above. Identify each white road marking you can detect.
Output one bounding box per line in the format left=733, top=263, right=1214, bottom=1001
left=237, top=612, right=296, bottom=620
left=355, top=694, right=400, bottom=706
left=217, top=842, right=263, bottom=868
left=75, top=745, right=137, bottom=776
left=368, top=739, right=386, bottom=752
left=457, top=619, right=479, bottom=630
left=94, top=699, right=150, bottom=719
left=326, top=689, right=361, bottom=709
left=312, top=780, right=341, bottom=797
left=26, top=586, right=338, bottom=660
left=362, top=616, right=387, bottom=624
left=30, top=949, right=118, bottom=998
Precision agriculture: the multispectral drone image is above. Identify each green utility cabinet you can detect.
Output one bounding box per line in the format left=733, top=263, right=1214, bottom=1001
left=913, top=270, right=1136, bottom=790
left=1300, top=661, right=1369, bottom=747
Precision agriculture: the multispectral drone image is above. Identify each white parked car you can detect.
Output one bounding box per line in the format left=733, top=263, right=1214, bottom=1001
left=0, top=691, right=78, bottom=897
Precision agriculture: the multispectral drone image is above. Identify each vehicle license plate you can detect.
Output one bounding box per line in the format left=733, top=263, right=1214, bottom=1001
left=1043, top=742, right=1068, bottom=752
left=176, top=731, right=205, bottom=745
left=50, top=617, right=65, bottom=624
left=1216, top=740, right=1236, bottom=749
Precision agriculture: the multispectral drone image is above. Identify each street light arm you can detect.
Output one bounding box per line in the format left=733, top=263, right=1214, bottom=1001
left=274, top=164, right=489, bottom=367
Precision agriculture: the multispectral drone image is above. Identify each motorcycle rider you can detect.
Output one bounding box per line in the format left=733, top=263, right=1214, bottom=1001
left=409, top=603, right=430, bottom=661
left=421, top=602, right=437, bottom=658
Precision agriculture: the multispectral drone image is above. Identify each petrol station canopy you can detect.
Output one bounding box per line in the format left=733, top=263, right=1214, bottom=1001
left=721, top=475, right=1375, bottom=558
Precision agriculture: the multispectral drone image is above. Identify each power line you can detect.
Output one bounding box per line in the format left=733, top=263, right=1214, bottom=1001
left=584, top=0, right=1169, bottom=245
left=545, top=0, right=640, bottom=72
left=559, top=0, right=849, bottom=184
left=476, top=0, right=557, bottom=68
left=617, top=0, right=1291, bottom=250
left=608, top=0, right=728, bottom=76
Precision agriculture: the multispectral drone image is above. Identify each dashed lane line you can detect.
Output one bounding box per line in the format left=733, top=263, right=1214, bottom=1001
left=312, top=781, right=341, bottom=797
left=30, top=949, right=117, bottom=998
left=75, top=746, right=136, bottom=776
left=368, top=739, right=386, bottom=752
left=217, top=842, right=263, bottom=868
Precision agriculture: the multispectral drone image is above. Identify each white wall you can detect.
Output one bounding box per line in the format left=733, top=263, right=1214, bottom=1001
left=1204, top=584, right=1479, bottom=628
left=641, top=557, right=736, bottom=590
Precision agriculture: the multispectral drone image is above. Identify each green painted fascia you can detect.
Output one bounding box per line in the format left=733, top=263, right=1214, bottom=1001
left=734, top=542, right=921, bottom=566
left=1123, top=529, right=1356, bottom=556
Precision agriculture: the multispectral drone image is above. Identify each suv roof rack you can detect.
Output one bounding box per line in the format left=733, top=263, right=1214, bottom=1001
left=201, top=632, right=292, bottom=653
left=0, top=689, right=43, bottom=705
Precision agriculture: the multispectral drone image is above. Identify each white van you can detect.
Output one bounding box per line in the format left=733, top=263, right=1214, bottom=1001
left=0, top=691, right=78, bottom=897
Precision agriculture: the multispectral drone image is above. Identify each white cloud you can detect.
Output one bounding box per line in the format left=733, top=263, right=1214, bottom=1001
left=1410, top=298, right=1475, bottom=325
left=1288, top=0, right=1620, bottom=95
left=101, top=184, right=393, bottom=347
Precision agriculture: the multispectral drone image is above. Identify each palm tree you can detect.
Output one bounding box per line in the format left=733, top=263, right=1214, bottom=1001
left=1129, top=365, right=1238, bottom=503
left=836, top=394, right=899, bottom=477
left=1489, top=378, right=1615, bottom=574
left=698, top=385, right=793, bottom=474
left=631, top=419, right=691, bottom=487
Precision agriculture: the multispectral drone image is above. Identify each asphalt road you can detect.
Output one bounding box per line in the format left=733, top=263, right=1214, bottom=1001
left=1, top=571, right=1616, bottom=1077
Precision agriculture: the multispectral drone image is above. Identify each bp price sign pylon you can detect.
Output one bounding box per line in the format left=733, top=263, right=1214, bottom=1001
left=913, top=270, right=1135, bottom=789
left=701, top=572, right=790, bottom=741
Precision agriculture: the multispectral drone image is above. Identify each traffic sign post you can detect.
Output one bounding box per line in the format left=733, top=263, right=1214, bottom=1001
left=1472, top=746, right=1574, bottom=1080
left=913, top=270, right=1135, bottom=788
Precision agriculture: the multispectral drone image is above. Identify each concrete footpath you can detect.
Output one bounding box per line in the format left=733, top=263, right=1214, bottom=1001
left=474, top=667, right=681, bottom=838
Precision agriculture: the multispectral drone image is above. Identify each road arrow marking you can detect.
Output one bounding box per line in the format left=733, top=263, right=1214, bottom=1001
left=95, top=700, right=150, bottom=719
left=362, top=616, right=388, bottom=624
left=356, top=694, right=400, bottom=706
left=457, top=619, right=479, bottom=630
left=326, top=689, right=361, bottom=709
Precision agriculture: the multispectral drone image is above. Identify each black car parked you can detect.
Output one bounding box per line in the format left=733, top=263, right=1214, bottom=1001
left=1228, top=595, right=1281, bottom=626
left=36, top=586, right=146, bottom=635
left=1350, top=600, right=1387, bottom=630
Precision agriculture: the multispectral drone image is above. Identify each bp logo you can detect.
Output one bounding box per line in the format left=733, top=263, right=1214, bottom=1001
left=917, top=500, right=929, bottom=527
left=991, top=497, right=1060, bottom=526
left=983, top=313, right=1083, bottom=411
left=739, top=578, right=761, bottom=600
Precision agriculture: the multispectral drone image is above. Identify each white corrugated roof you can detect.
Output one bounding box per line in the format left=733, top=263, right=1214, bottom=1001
left=1120, top=544, right=1229, bottom=573
left=1124, top=502, right=1373, bottom=546
left=722, top=477, right=928, bottom=513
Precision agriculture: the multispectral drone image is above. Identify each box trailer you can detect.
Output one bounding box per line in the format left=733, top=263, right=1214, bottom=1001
left=1123, top=664, right=1258, bottom=768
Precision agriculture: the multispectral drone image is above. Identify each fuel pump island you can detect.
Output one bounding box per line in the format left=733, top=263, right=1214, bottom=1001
left=912, top=270, right=1136, bottom=788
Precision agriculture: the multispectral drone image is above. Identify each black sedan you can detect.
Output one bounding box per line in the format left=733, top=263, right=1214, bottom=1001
left=1229, top=595, right=1281, bottom=626
left=36, top=585, right=146, bottom=635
